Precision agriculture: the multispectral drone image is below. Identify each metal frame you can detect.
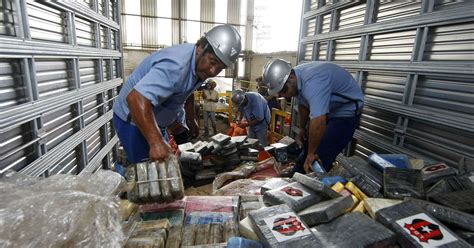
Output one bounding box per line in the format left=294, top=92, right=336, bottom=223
left=294, top=0, right=474, bottom=169
left=0, top=0, right=123, bottom=176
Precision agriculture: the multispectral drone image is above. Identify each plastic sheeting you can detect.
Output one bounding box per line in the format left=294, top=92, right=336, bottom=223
left=0, top=170, right=125, bottom=247
left=383, top=167, right=425, bottom=199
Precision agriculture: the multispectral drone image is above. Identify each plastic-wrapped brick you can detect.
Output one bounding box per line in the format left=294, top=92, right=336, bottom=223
left=157, top=161, right=172, bottom=202
left=263, top=182, right=325, bottom=212
left=375, top=201, right=470, bottom=247
left=421, top=162, right=458, bottom=186
left=210, top=223, right=224, bottom=244
left=311, top=212, right=396, bottom=247
left=178, top=142, right=194, bottom=152
left=292, top=173, right=341, bottom=199
left=211, top=133, right=231, bottom=145
left=260, top=178, right=291, bottom=195
left=179, top=151, right=202, bottom=164
left=351, top=174, right=383, bottom=198
left=181, top=224, right=196, bottom=246
left=383, top=167, right=424, bottom=199
left=407, top=198, right=474, bottom=232
left=249, top=204, right=321, bottom=248
left=224, top=219, right=238, bottom=241
left=239, top=216, right=260, bottom=241
left=136, top=162, right=150, bottom=200
left=195, top=223, right=211, bottom=245
left=167, top=155, right=184, bottom=199
left=364, top=198, right=402, bottom=219
left=429, top=190, right=474, bottom=214
left=148, top=161, right=161, bottom=201
left=231, top=135, right=248, bottom=146
left=298, top=195, right=353, bottom=227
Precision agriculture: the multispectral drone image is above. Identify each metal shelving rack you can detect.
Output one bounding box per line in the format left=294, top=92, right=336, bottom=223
left=294, top=0, right=474, bottom=170
left=0, top=0, right=123, bottom=176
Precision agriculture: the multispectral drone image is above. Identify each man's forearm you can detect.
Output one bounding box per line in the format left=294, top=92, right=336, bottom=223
left=307, top=115, right=327, bottom=157
left=127, top=89, right=165, bottom=146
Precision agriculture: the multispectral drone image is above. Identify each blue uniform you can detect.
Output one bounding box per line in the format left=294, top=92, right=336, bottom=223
left=239, top=92, right=271, bottom=146
left=113, top=43, right=202, bottom=163
left=292, top=62, right=364, bottom=172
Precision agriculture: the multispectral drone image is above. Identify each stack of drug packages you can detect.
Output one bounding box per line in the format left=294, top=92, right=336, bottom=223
left=239, top=153, right=473, bottom=247
left=178, top=133, right=266, bottom=187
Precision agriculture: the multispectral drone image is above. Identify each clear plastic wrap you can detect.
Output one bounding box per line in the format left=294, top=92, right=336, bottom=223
left=213, top=179, right=266, bottom=196
left=298, top=195, right=354, bottom=227
left=311, top=212, right=396, bottom=247
left=0, top=171, right=125, bottom=247
left=129, top=155, right=185, bottom=204
left=375, top=201, right=471, bottom=248
left=239, top=195, right=265, bottom=220
left=260, top=177, right=291, bottom=195
left=212, top=162, right=257, bottom=192
left=181, top=212, right=236, bottom=246
left=383, top=167, right=425, bottom=199
left=292, top=172, right=341, bottom=199
left=363, top=198, right=402, bottom=219
left=263, top=182, right=325, bottom=212
left=421, top=162, right=458, bottom=186
left=248, top=204, right=320, bottom=248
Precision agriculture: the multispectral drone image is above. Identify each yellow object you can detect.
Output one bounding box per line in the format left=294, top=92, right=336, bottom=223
left=351, top=200, right=366, bottom=213
left=331, top=182, right=345, bottom=192
left=345, top=182, right=368, bottom=201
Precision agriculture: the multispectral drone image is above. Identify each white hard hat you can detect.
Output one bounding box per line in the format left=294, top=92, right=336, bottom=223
left=205, top=25, right=242, bottom=68
left=262, top=59, right=292, bottom=95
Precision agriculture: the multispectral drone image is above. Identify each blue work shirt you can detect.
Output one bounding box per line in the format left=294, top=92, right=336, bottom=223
left=113, top=43, right=202, bottom=128
left=239, top=92, right=271, bottom=133
left=294, top=62, right=364, bottom=118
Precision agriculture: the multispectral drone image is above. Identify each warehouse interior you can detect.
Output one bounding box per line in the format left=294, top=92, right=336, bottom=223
left=0, top=0, right=473, bottom=247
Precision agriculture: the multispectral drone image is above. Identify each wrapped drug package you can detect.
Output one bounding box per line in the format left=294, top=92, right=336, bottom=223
left=311, top=212, right=396, bottom=247
left=375, top=201, right=471, bottom=247
left=298, top=195, right=354, bottom=226
left=249, top=204, right=321, bottom=248
left=129, top=155, right=185, bottom=204
left=263, top=181, right=325, bottom=212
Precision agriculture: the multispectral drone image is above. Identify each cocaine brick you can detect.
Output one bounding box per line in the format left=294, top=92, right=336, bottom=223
left=351, top=174, right=383, bottom=198
left=239, top=216, right=260, bottom=241
left=429, top=190, right=474, bottom=214
left=260, top=178, right=291, bottom=195
left=148, top=161, right=162, bottom=201
left=298, top=195, right=353, bottom=226
left=178, top=142, right=195, bottom=152
left=421, top=162, right=458, bottom=186
left=407, top=198, right=474, bottom=232
left=375, top=201, right=470, bottom=247
left=263, top=182, right=325, bottom=212
left=231, top=135, right=248, bottom=146
left=292, top=172, right=341, bottom=199
left=278, top=136, right=296, bottom=147
left=336, top=154, right=383, bottom=188
left=312, top=212, right=396, bottom=247
left=193, top=141, right=208, bottom=154
left=211, top=133, right=231, bottom=145
left=384, top=167, right=425, bottom=199
left=364, top=198, right=402, bottom=219
left=248, top=204, right=321, bottom=248
left=270, top=143, right=288, bottom=162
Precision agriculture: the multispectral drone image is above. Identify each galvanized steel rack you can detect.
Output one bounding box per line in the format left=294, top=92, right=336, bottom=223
left=0, top=0, right=123, bottom=176
left=294, top=0, right=474, bottom=170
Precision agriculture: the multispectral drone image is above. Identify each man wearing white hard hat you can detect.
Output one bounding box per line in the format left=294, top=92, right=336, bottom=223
left=262, top=59, right=364, bottom=173
left=113, top=25, right=242, bottom=163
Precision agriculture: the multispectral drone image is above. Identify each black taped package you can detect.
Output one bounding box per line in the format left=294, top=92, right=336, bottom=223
left=351, top=174, right=384, bottom=198
left=292, top=172, right=341, bottom=199
left=311, top=212, right=396, bottom=247
left=336, top=154, right=383, bottom=189
left=248, top=204, right=321, bottom=248
left=421, top=162, right=458, bottom=187
left=375, top=201, right=471, bottom=247
left=429, top=190, right=474, bottom=214
left=263, top=182, right=324, bottom=212
left=298, top=195, right=354, bottom=227
left=407, top=198, right=474, bottom=232
left=383, top=167, right=425, bottom=199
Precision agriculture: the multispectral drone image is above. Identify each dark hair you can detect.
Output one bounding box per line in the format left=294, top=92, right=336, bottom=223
left=196, top=37, right=212, bottom=54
